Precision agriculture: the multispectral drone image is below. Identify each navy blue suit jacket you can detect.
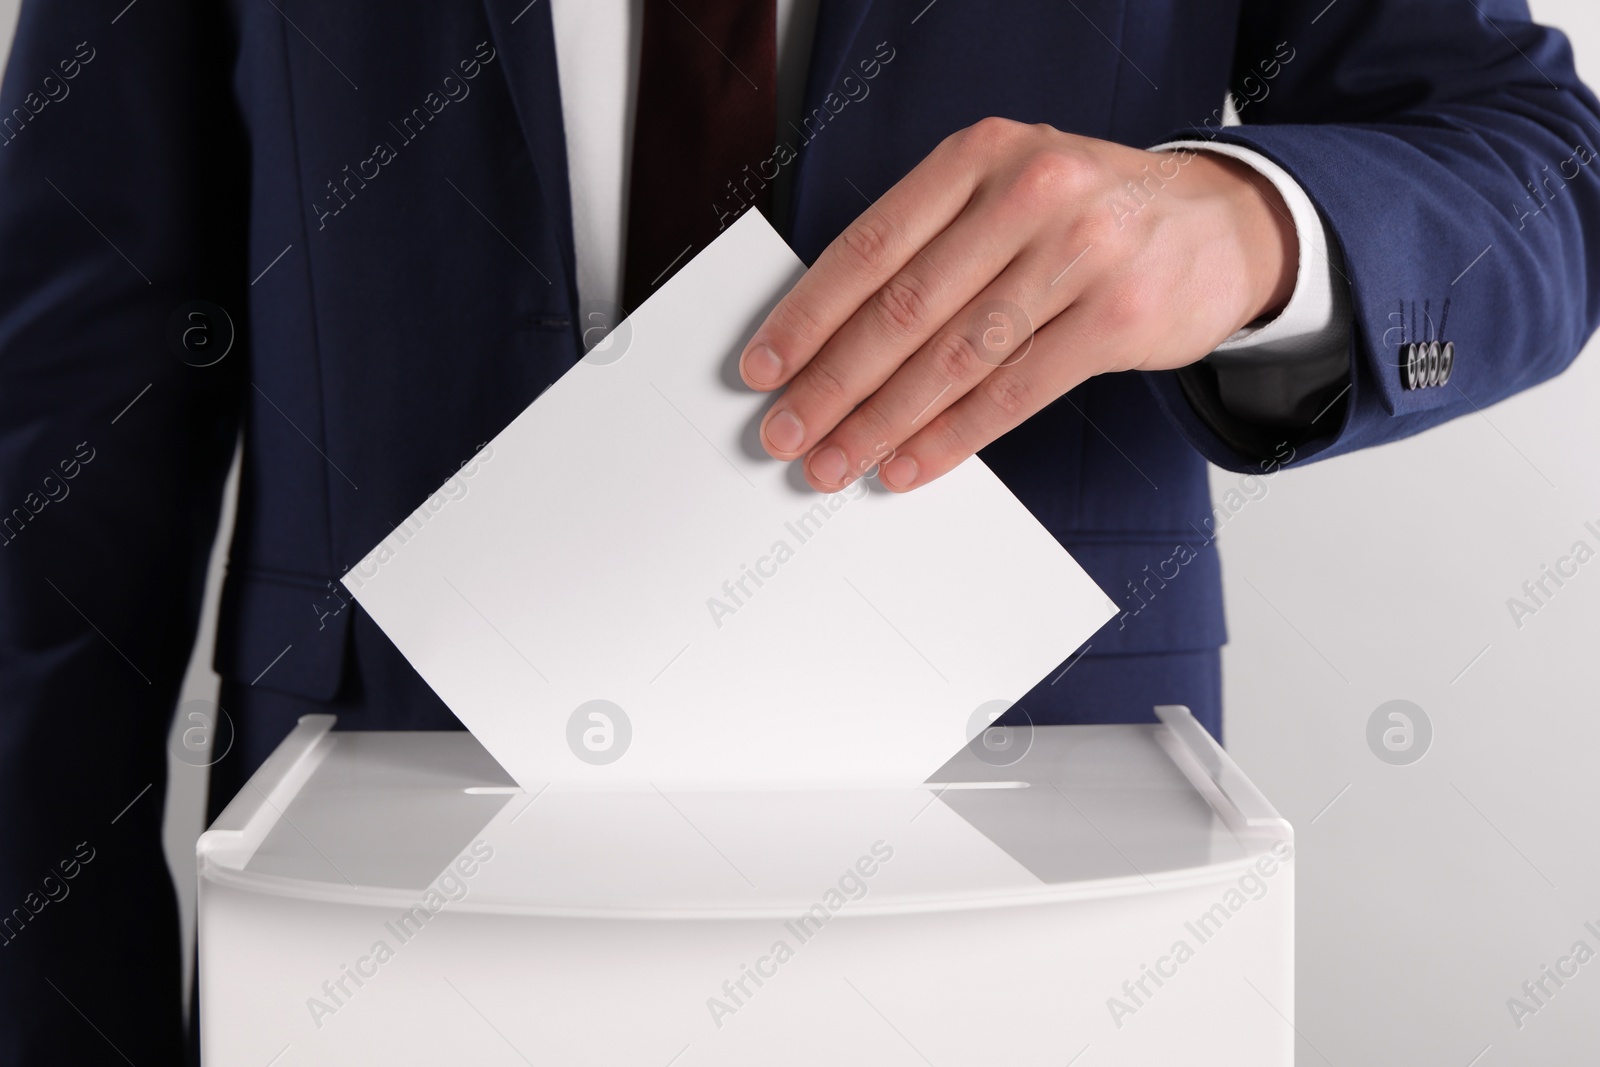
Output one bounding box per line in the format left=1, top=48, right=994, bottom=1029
left=1, top=0, right=1597, bottom=755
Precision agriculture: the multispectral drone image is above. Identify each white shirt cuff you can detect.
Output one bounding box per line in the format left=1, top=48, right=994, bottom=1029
left=1151, top=140, right=1350, bottom=364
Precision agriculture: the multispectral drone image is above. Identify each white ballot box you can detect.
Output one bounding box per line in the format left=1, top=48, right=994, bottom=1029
left=197, top=707, right=1294, bottom=1066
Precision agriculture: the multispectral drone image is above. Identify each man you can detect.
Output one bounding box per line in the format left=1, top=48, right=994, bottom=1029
left=0, top=0, right=1595, bottom=1063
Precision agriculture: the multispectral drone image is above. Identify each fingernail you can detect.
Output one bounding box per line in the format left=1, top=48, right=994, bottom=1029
left=808, top=446, right=848, bottom=485
left=882, top=455, right=918, bottom=489
left=742, top=344, right=783, bottom=386
left=765, top=409, right=805, bottom=453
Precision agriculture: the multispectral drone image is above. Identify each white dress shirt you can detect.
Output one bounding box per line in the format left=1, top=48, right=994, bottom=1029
left=548, top=0, right=1348, bottom=415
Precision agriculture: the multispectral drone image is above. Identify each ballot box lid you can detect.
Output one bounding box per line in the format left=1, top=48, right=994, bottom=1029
left=197, top=708, right=1292, bottom=918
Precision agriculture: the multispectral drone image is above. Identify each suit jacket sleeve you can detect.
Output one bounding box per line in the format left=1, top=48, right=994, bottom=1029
left=0, top=1, right=244, bottom=747
left=1142, top=0, right=1600, bottom=472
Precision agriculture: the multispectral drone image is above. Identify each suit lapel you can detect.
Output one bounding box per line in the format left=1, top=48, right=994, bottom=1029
left=477, top=0, right=579, bottom=314
left=805, top=0, right=878, bottom=108
left=788, top=0, right=877, bottom=237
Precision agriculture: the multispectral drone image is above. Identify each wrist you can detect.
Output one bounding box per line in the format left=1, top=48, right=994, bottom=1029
left=1184, top=151, right=1299, bottom=327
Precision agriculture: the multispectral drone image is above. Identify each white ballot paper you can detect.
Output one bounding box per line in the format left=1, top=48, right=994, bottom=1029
left=343, top=210, right=1115, bottom=788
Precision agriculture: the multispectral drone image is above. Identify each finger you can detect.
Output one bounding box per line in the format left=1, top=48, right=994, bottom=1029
left=738, top=120, right=1024, bottom=392
left=758, top=199, right=1026, bottom=463
left=799, top=243, right=1096, bottom=490
left=877, top=300, right=1117, bottom=492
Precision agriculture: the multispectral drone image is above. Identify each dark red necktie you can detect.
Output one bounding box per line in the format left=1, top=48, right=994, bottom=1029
left=623, top=0, right=776, bottom=310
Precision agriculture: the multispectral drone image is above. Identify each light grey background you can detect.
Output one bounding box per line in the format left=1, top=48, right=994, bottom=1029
left=2, top=2, right=1598, bottom=1062
left=1215, top=6, right=1600, bottom=1063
